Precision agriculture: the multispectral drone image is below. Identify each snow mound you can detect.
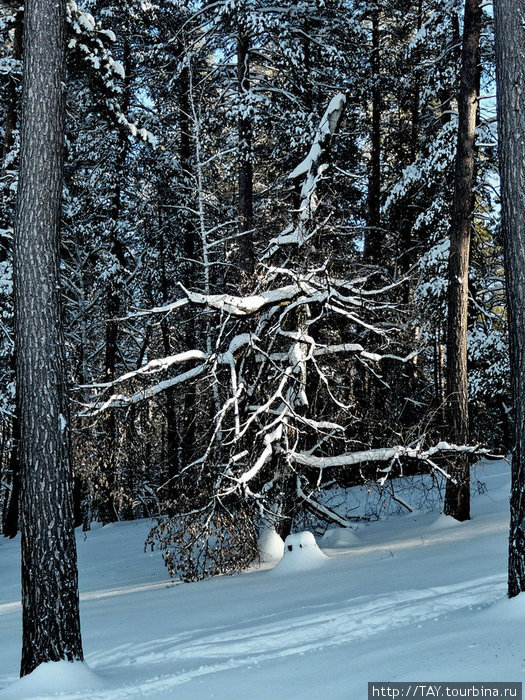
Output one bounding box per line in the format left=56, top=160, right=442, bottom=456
left=427, top=514, right=464, bottom=531
left=0, top=660, right=108, bottom=700
left=258, top=528, right=284, bottom=562
left=320, top=527, right=360, bottom=548
left=271, top=531, right=329, bottom=575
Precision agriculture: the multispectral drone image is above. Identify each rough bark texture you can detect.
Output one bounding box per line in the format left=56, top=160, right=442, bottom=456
left=13, top=0, right=83, bottom=675
left=494, top=0, right=525, bottom=597
left=444, top=0, right=481, bottom=522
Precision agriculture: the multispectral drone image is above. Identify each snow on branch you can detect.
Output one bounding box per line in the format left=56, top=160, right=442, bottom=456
left=288, top=93, right=348, bottom=180
left=81, top=266, right=410, bottom=418
left=119, top=267, right=402, bottom=324
left=85, top=350, right=207, bottom=390
left=266, top=343, right=417, bottom=364
left=82, top=363, right=208, bottom=416
left=121, top=297, right=189, bottom=320
left=264, top=93, right=347, bottom=257
left=180, top=282, right=312, bottom=316
left=81, top=333, right=257, bottom=415
left=66, top=1, right=156, bottom=146
left=289, top=442, right=486, bottom=471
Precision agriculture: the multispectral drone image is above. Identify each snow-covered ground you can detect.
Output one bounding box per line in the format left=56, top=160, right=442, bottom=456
left=0, top=459, right=523, bottom=699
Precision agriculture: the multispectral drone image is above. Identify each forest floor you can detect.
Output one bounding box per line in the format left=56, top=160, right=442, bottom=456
left=0, top=459, right=523, bottom=699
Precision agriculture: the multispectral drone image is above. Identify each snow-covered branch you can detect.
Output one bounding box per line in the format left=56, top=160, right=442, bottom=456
left=66, top=1, right=156, bottom=146
left=84, top=350, right=207, bottom=389
left=81, top=333, right=257, bottom=415
left=180, top=280, right=320, bottom=316
left=289, top=442, right=486, bottom=471
left=81, top=264, right=409, bottom=418
left=264, top=92, right=347, bottom=257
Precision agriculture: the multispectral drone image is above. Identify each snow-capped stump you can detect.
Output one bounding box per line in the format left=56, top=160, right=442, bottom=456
left=271, top=531, right=329, bottom=575
left=257, top=527, right=285, bottom=563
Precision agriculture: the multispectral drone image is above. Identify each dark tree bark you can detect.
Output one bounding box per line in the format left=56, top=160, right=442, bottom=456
left=178, top=60, right=198, bottom=474
left=98, top=33, right=132, bottom=525
left=364, top=6, right=381, bottom=264
left=394, top=0, right=424, bottom=298
left=443, top=0, right=481, bottom=522
left=158, top=50, right=197, bottom=502
left=236, top=18, right=255, bottom=279
left=13, top=0, right=83, bottom=676
left=494, top=0, right=525, bottom=598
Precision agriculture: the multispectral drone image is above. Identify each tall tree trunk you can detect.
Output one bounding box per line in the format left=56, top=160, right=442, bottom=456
left=13, top=0, right=83, bottom=675
left=158, top=52, right=197, bottom=502
left=397, top=0, right=423, bottom=292
left=236, top=19, right=255, bottom=279
left=410, top=0, right=423, bottom=163
left=364, top=6, right=381, bottom=264
left=99, top=35, right=132, bottom=525
left=179, top=60, right=198, bottom=474
left=494, top=0, right=525, bottom=598
left=443, top=0, right=481, bottom=522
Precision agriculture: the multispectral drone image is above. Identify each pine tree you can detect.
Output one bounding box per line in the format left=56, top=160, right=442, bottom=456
left=494, top=0, right=525, bottom=598
left=444, top=0, right=482, bottom=521
left=13, top=0, right=83, bottom=675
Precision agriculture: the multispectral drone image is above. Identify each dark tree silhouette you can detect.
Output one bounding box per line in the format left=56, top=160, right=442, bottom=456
left=494, top=0, right=525, bottom=598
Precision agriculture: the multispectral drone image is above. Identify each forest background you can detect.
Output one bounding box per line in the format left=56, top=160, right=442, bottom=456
left=0, top=0, right=509, bottom=583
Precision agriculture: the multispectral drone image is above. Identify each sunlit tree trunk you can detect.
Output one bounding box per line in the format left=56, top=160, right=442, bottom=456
left=444, top=0, right=481, bottom=522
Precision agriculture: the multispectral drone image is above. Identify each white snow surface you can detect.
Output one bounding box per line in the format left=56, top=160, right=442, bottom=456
left=0, top=460, right=524, bottom=699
